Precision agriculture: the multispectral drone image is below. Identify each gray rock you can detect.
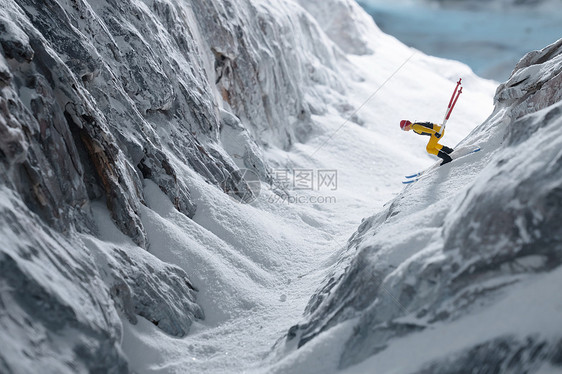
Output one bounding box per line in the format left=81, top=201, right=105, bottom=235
left=0, top=190, right=129, bottom=374
left=416, top=336, right=562, bottom=374
left=106, top=246, right=204, bottom=337
left=0, top=0, right=353, bottom=371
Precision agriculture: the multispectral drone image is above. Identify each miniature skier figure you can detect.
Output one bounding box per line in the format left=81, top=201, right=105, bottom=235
left=400, top=78, right=463, bottom=166
left=400, top=120, right=454, bottom=165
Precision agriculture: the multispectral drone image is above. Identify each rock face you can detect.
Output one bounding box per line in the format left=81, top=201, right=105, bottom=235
left=287, top=39, right=562, bottom=372
left=0, top=190, right=129, bottom=373
left=0, top=0, right=349, bottom=245
left=0, top=0, right=352, bottom=372
left=0, top=191, right=203, bottom=373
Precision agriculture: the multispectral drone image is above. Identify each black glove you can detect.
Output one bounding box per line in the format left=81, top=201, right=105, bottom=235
left=434, top=132, right=441, bottom=139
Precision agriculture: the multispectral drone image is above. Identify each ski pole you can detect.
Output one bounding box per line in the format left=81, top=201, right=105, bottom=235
left=439, top=78, right=462, bottom=136
left=447, top=79, right=462, bottom=110
left=442, top=78, right=462, bottom=123
left=446, top=87, right=462, bottom=121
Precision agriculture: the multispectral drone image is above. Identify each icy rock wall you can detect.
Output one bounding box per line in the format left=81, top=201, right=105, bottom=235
left=495, top=38, right=562, bottom=121
left=0, top=0, right=349, bottom=248
left=286, top=39, right=562, bottom=372
left=192, top=0, right=348, bottom=148
left=0, top=189, right=203, bottom=373
left=0, top=189, right=129, bottom=374
left=0, top=0, right=355, bottom=372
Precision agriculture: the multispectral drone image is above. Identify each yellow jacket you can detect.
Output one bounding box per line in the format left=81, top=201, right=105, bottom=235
left=411, top=122, right=442, bottom=137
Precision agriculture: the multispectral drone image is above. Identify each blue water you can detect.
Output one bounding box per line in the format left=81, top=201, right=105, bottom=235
left=357, top=1, right=562, bottom=81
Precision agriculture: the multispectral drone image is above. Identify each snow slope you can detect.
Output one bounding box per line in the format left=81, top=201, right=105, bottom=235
left=281, top=38, right=562, bottom=373
left=0, top=0, right=500, bottom=373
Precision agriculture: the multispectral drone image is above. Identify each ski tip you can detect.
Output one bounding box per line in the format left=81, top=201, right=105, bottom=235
left=405, top=172, right=422, bottom=179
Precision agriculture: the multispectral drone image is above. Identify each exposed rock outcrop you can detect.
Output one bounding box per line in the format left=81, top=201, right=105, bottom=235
left=0, top=190, right=130, bottom=373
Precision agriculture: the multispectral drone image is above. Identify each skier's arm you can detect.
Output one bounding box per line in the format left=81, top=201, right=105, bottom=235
left=411, top=123, right=442, bottom=137
left=430, top=123, right=443, bottom=137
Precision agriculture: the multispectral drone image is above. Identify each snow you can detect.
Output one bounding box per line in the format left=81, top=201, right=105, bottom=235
left=343, top=267, right=562, bottom=374
left=268, top=266, right=562, bottom=374
left=115, top=4, right=496, bottom=371
left=274, top=37, right=562, bottom=374
left=265, top=91, right=562, bottom=370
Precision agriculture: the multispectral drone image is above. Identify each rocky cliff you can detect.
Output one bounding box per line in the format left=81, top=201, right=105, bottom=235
left=286, top=38, right=562, bottom=373
left=0, top=0, right=352, bottom=372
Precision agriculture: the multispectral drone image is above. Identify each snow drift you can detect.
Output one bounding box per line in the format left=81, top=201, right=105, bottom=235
left=284, top=38, right=562, bottom=373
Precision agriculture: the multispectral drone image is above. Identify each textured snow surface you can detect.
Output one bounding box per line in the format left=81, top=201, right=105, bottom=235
left=3, top=0, right=558, bottom=373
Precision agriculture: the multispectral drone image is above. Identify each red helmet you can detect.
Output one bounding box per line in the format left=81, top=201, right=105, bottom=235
left=400, top=120, right=412, bottom=130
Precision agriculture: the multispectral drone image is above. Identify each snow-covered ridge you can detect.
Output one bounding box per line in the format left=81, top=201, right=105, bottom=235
left=282, top=39, right=562, bottom=373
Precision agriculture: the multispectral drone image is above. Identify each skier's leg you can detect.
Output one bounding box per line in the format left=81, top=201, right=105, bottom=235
left=441, top=145, right=454, bottom=154
left=437, top=150, right=452, bottom=165
left=427, top=136, right=452, bottom=165
left=426, top=135, right=440, bottom=155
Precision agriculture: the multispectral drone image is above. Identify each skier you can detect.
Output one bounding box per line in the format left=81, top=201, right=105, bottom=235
left=399, top=120, right=454, bottom=165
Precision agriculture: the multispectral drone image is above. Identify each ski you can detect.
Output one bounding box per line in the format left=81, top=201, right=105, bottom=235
left=402, top=146, right=481, bottom=184
left=459, top=146, right=481, bottom=157
left=470, top=146, right=481, bottom=153
left=402, top=178, right=419, bottom=184
left=402, top=171, right=424, bottom=184
left=405, top=172, right=422, bottom=179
